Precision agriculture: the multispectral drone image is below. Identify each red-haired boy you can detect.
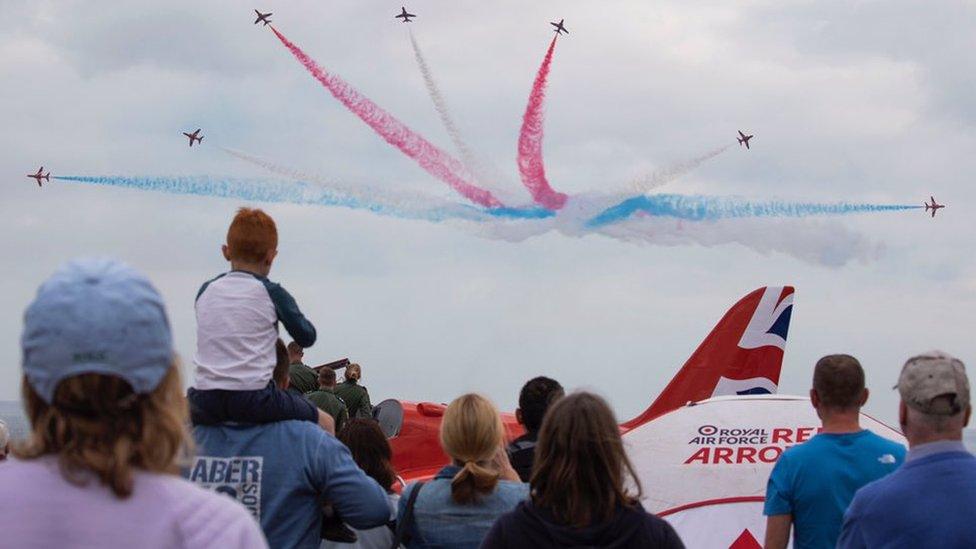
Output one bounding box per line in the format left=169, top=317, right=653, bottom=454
left=188, top=208, right=333, bottom=432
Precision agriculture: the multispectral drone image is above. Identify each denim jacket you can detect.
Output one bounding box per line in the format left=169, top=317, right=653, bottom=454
left=398, top=465, right=529, bottom=549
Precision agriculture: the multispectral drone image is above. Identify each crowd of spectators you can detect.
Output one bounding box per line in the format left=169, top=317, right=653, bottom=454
left=1, top=207, right=975, bottom=549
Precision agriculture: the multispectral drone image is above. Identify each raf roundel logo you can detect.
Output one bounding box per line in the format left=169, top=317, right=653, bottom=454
left=698, top=425, right=718, bottom=436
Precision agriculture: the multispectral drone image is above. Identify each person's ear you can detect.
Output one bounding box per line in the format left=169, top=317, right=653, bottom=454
left=965, top=405, right=972, bottom=428
left=515, top=409, right=524, bottom=426
left=809, top=388, right=819, bottom=408
left=265, top=249, right=278, bottom=265
left=222, top=245, right=231, bottom=261
left=899, top=401, right=908, bottom=431
left=860, top=388, right=870, bottom=407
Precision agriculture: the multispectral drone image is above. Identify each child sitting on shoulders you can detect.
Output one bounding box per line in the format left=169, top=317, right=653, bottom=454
left=188, top=207, right=332, bottom=432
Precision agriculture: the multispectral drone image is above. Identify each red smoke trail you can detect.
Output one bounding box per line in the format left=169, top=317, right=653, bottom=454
left=271, top=27, right=502, bottom=209
left=517, top=36, right=568, bottom=210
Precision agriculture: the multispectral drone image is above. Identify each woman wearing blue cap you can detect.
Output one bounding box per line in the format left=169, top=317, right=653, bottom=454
left=0, top=258, right=268, bottom=548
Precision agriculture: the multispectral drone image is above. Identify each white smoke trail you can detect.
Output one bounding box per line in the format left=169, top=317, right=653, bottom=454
left=460, top=205, right=882, bottom=267
left=593, top=216, right=881, bottom=267
left=219, top=147, right=477, bottom=219
left=570, top=145, right=733, bottom=215
left=408, top=30, right=527, bottom=204
left=629, top=145, right=730, bottom=195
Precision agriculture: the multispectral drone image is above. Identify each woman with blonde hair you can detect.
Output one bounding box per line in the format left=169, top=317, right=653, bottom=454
left=482, top=392, right=684, bottom=548
left=335, top=362, right=373, bottom=419
left=0, top=259, right=267, bottom=548
left=395, top=393, right=526, bottom=548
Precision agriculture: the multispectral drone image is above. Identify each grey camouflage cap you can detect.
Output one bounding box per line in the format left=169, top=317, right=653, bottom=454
left=896, top=351, right=970, bottom=415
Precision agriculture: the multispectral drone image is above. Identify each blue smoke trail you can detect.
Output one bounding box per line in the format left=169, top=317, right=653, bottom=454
left=586, top=194, right=922, bottom=228
left=53, top=175, right=553, bottom=222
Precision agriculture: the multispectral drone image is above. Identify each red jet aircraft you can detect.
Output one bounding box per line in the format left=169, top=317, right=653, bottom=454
left=924, top=196, right=945, bottom=218
left=254, top=10, right=272, bottom=26
left=395, top=7, right=416, bottom=23
left=27, top=166, right=50, bottom=187
left=737, top=130, right=754, bottom=149
left=183, top=129, right=203, bottom=147
left=376, top=286, right=795, bottom=484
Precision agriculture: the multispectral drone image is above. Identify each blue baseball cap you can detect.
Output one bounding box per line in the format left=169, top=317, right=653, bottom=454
left=21, top=258, right=174, bottom=404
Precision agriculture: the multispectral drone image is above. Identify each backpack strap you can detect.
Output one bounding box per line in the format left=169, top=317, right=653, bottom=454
left=391, top=482, right=424, bottom=549
left=509, top=439, right=536, bottom=452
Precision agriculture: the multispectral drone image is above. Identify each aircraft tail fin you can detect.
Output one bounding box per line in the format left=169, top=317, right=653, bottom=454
left=621, top=286, right=794, bottom=430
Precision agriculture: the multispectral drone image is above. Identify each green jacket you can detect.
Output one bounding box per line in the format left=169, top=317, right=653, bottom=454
left=288, top=362, right=318, bottom=395
left=335, top=380, right=372, bottom=419
left=305, top=387, right=349, bottom=433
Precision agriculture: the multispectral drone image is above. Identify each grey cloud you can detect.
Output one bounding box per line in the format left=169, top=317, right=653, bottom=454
left=1, top=0, right=975, bottom=428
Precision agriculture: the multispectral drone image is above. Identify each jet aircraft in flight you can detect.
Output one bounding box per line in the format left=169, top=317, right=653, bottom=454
left=27, top=166, right=49, bottom=187
left=550, top=19, right=568, bottom=35
left=925, top=196, right=945, bottom=218
left=395, top=7, right=416, bottom=22
left=183, top=129, right=203, bottom=147
left=738, top=130, right=754, bottom=149
left=254, top=10, right=272, bottom=26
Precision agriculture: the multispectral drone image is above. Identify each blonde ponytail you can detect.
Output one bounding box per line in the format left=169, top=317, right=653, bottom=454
left=451, top=460, right=500, bottom=504
left=440, top=394, right=505, bottom=504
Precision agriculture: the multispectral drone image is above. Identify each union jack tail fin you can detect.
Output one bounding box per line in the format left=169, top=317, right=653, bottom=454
left=622, top=286, right=794, bottom=429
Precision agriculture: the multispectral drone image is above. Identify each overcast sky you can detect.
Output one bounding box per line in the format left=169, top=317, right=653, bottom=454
left=2, top=1, right=974, bottom=425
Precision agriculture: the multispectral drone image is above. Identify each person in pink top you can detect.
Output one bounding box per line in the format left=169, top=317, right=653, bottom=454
left=0, top=258, right=268, bottom=549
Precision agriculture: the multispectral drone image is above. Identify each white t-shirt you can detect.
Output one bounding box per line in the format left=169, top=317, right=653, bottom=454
left=0, top=456, right=268, bottom=549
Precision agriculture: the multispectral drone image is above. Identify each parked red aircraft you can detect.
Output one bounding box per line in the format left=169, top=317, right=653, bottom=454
left=374, top=286, right=795, bottom=483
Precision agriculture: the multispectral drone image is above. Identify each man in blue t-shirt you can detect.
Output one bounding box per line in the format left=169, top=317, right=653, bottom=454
left=764, top=354, right=906, bottom=549
left=839, top=351, right=976, bottom=548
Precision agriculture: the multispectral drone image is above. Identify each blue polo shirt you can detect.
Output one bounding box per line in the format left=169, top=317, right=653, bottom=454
left=839, top=441, right=976, bottom=548
left=764, top=430, right=905, bottom=548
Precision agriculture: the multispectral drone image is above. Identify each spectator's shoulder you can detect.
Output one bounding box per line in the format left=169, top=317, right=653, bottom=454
left=641, top=512, right=683, bottom=547
left=277, top=418, right=329, bottom=436
left=195, top=272, right=228, bottom=301
left=497, top=480, right=530, bottom=503
left=774, top=442, right=803, bottom=465
left=845, top=472, right=891, bottom=519
left=867, top=431, right=907, bottom=456
left=778, top=436, right=825, bottom=462
left=144, top=474, right=266, bottom=548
